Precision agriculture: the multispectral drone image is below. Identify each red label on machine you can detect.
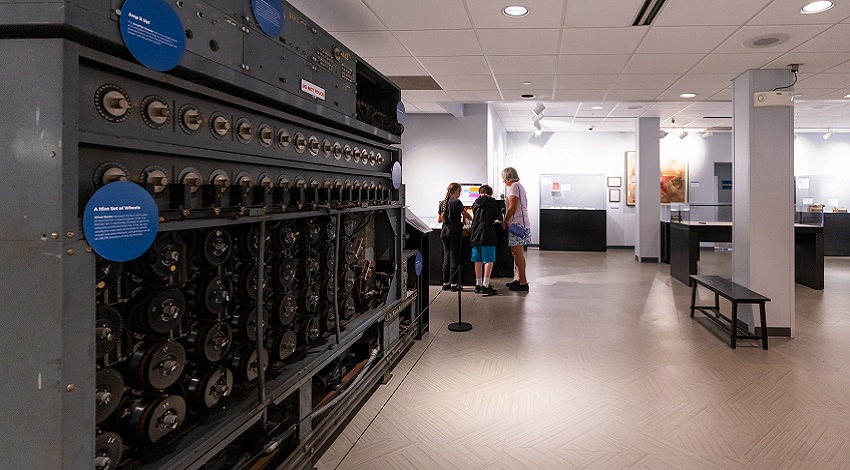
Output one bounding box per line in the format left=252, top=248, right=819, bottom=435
left=301, top=79, right=325, bottom=100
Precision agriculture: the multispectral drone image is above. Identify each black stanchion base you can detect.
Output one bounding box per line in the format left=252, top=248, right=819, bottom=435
left=447, top=322, right=472, bottom=332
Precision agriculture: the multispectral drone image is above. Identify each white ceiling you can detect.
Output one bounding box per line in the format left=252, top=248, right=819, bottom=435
left=288, top=0, right=850, bottom=133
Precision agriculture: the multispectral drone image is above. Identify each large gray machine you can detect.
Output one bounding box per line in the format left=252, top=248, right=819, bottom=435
left=0, top=1, right=420, bottom=469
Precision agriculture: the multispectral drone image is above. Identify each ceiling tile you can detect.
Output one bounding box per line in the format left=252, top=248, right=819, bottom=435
left=488, top=55, right=558, bottom=75
left=709, top=88, right=733, bottom=100
left=557, top=55, right=631, bottom=75
left=563, top=0, right=645, bottom=27
left=287, top=0, right=386, bottom=32
left=411, top=102, right=453, bottom=113
left=400, top=90, right=453, bottom=102
left=417, top=56, right=491, bottom=75
left=689, top=52, right=783, bottom=74
left=552, top=89, right=608, bottom=101
left=764, top=52, right=850, bottom=73
left=654, top=0, right=771, bottom=26
left=623, top=53, right=704, bottom=74
left=466, top=0, right=566, bottom=28
left=363, top=57, right=428, bottom=76
left=672, top=74, right=734, bottom=89
left=560, top=27, right=648, bottom=54
left=555, top=74, right=618, bottom=90
left=637, top=26, right=738, bottom=54
left=361, top=0, right=472, bottom=30
left=496, top=75, right=556, bottom=90
left=613, top=74, right=681, bottom=90
left=655, top=89, right=724, bottom=101
left=445, top=90, right=503, bottom=101
left=433, top=75, right=498, bottom=91
left=478, top=29, right=561, bottom=55
left=604, top=89, right=665, bottom=101
left=330, top=31, right=410, bottom=58
left=713, top=25, right=831, bottom=54
left=797, top=73, right=850, bottom=89
left=401, top=101, right=421, bottom=112
left=394, top=30, right=482, bottom=56
left=501, top=89, right=553, bottom=101
left=749, top=1, right=850, bottom=26
left=793, top=24, right=850, bottom=53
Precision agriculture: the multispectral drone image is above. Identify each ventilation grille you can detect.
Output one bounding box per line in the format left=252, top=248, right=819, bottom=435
left=632, top=0, right=668, bottom=26
left=387, top=76, right=443, bottom=90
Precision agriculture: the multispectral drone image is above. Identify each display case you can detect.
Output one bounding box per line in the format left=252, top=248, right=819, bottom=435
left=670, top=203, right=733, bottom=223
left=795, top=204, right=826, bottom=226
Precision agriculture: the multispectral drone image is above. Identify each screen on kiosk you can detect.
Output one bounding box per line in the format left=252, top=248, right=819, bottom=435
left=459, top=183, right=483, bottom=205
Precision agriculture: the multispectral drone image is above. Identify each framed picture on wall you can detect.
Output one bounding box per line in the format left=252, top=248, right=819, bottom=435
left=607, top=176, right=622, bottom=187
left=660, top=154, right=688, bottom=204
left=609, top=189, right=621, bottom=203
left=626, top=151, right=636, bottom=206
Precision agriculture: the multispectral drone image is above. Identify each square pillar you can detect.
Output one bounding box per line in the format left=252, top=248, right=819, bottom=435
left=635, top=117, right=661, bottom=262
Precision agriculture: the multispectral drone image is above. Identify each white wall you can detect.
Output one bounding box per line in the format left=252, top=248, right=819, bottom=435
left=795, top=132, right=850, bottom=175
left=401, top=104, right=488, bottom=223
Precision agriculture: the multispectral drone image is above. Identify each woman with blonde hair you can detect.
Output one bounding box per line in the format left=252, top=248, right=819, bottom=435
left=501, top=167, right=530, bottom=291
left=438, top=182, right=472, bottom=291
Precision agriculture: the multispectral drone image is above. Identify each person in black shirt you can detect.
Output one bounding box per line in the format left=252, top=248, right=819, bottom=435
left=438, top=182, right=472, bottom=291
left=470, top=185, right=500, bottom=296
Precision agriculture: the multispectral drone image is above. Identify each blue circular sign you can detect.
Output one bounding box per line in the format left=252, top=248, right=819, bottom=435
left=83, top=181, right=159, bottom=262
left=120, top=0, right=186, bottom=72
left=391, top=161, right=402, bottom=190
left=396, top=102, right=406, bottom=125
left=414, top=251, right=422, bottom=276
left=252, top=0, right=284, bottom=37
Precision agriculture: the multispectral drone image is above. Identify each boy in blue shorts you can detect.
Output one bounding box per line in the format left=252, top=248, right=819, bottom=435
left=470, top=185, right=500, bottom=296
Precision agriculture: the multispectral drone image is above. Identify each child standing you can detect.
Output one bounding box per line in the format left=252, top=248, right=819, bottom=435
left=470, top=185, right=500, bottom=296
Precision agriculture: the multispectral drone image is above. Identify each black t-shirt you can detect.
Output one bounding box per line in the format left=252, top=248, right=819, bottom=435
left=438, top=197, right=464, bottom=226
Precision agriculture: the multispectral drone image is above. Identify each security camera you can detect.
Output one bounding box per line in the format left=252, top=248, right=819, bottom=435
left=588, top=126, right=594, bottom=131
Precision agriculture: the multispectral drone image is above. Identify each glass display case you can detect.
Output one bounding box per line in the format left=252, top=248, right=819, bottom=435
left=669, top=203, right=732, bottom=223
left=795, top=204, right=825, bottom=226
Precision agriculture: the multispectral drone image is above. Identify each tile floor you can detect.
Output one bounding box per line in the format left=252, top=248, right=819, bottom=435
left=317, top=248, right=850, bottom=469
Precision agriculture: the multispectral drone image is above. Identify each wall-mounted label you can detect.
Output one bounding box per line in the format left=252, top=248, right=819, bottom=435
left=414, top=252, right=423, bottom=276
left=690, top=181, right=700, bottom=188
left=252, top=0, right=283, bottom=37
left=396, top=102, right=406, bottom=125
left=83, top=182, right=159, bottom=262
left=119, top=0, right=186, bottom=72
left=721, top=180, right=732, bottom=190
left=391, top=161, right=402, bottom=189
left=301, top=79, right=325, bottom=100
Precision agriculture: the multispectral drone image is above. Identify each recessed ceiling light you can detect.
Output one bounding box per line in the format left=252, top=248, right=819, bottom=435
left=801, top=1, right=834, bottom=14
left=503, top=5, right=529, bottom=17
left=591, top=106, right=603, bottom=110
left=522, top=81, right=532, bottom=86
left=520, top=94, right=535, bottom=99
left=680, top=93, right=697, bottom=99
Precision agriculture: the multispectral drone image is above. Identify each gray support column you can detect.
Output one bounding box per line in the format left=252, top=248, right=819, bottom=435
left=732, top=69, right=795, bottom=337
left=635, top=117, right=661, bottom=262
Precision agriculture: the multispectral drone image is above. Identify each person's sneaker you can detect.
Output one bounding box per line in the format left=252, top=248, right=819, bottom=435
left=506, top=280, right=520, bottom=288
left=482, top=286, right=498, bottom=296
left=474, top=285, right=482, bottom=294
left=450, top=284, right=462, bottom=292
left=442, top=284, right=451, bottom=290
left=509, top=283, right=529, bottom=292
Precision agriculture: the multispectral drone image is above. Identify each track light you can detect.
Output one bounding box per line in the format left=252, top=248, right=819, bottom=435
left=824, top=129, right=834, bottom=140
left=702, top=130, right=712, bottom=139
left=532, top=102, right=545, bottom=115
left=659, top=130, right=669, bottom=139
left=531, top=113, right=544, bottom=124
left=679, top=130, right=689, bottom=139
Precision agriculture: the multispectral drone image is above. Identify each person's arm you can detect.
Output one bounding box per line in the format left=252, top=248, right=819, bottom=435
left=462, top=207, right=473, bottom=223
left=502, top=195, right=518, bottom=229
left=437, top=212, right=445, bottom=223
left=437, top=200, right=445, bottom=223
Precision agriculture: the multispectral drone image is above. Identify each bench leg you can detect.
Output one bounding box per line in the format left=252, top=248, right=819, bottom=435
left=690, top=282, right=697, bottom=318
left=759, top=302, right=768, bottom=350
left=714, top=293, right=720, bottom=317
left=730, top=302, right=738, bottom=349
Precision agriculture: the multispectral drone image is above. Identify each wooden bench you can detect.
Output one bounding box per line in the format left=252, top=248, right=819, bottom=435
left=689, top=275, right=770, bottom=349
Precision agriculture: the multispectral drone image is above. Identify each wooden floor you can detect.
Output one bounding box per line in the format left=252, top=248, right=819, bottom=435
left=317, top=249, right=850, bottom=469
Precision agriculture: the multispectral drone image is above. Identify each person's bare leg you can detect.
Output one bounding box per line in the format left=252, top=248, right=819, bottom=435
left=511, top=245, right=527, bottom=284
left=474, top=261, right=483, bottom=281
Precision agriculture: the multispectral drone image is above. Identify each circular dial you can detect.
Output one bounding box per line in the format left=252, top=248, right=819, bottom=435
left=233, top=265, right=260, bottom=301
left=231, top=305, right=262, bottom=342
left=132, top=288, right=186, bottom=335
left=273, top=223, right=299, bottom=251
left=268, top=330, right=297, bottom=362
left=300, top=219, right=320, bottom=246
left=300, top=283, right=320, bottom=314
left=294, top=132, right=307, bottom=152
left=307, top=135, right=320, bottom=156
left=272, top=256, right=297, bottom=289
left=132, top=234, right=183, bottom=279
left=321, top=278, right=335, bottom=303
left=340, top=296, right=356, bottom=321
left=94, top=84, right=132, bottom=123
left=332, top=142, right=343, bottom=160
left=320, top=246, right=335, bottom=272
left=178, top=167, right=203, bottom=194
left=376, top=152, right=384, bottom=165
left=178, top=104, right=203, bottom=133
left=92, top=162, right=130, bottom=189
left=257, top=124, right=273, bottom=146
left=277, top=128, right=291, bottom=149
left=129, top=341, right=187, bottom=390
left=187, top=366, right=233, bottom=409
left=196, top=228, right=232, bottom=267
left=300, top=250, right=320, bottom=282
left=96, top=305, right=123, bottom=358
left=320, top=306, right=337, bottom=333
left=341, top=241, right=358, bottom=265
left=125, top=394, right=187, bottom=443
left=209, top=170, right=231, bottom=195
left=94, top=432, right=123, bottom=470
left=321, top=139, right=332, bottom=157
left=298, top=317, right=321, bottom=346
left=343, top=145, right=352, bottom=161
left=209, top=112, right=231, bottom=137
left=366, top=151, right=374, bottom=165
left=352, top=148, right=361, bottom=163
left=340, top=268, right=356, bottom=294
left=96, top=368, right=124, bottom=424
left=140, top=95, right=170, bottom=129
left=268, top=292, right=297, bottom=326
left=185, top=274, right=231, bottom=316
left=235, top=118, right=253, bottom=143
left=321, top=219, right=337, bottom=243
left=235, top=224, right=260, bottom=259
left=141, top=165, right=169, bottom=196
left=230, top=346, right=269, bottom=383
left=342, top=217, right=358, bottom=238
left=186, top=321, right=232, bottom=363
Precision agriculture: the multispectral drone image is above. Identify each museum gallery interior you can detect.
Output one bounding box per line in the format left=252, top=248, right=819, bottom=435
left=3, top=0, right=850, bottom=469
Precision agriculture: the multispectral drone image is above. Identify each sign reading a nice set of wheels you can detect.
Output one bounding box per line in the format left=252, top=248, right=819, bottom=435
left=252, top=0, right=284, bottom=37
left=119, top=0, right=186, bottom=72
left=84, top=182, right=159, bottom=262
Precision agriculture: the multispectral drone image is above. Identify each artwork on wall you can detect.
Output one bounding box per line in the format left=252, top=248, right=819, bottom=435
left=609, top=189, right=621, bottom=203
left=626, top=151, right=636, bottom=206
left=626, top=150, right=688, bottom=205
left=660, top=154, right=687, bottom=204
left=607, top=176, right=622, bottom=187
